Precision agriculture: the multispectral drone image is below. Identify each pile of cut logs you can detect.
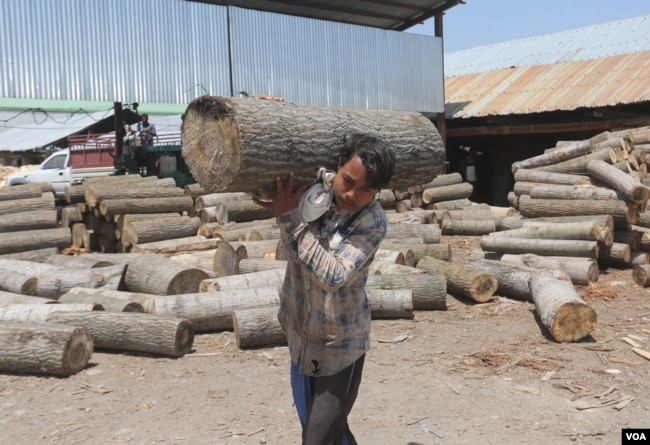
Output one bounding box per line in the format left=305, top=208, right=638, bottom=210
left=3, top=120, right=650, bottom=376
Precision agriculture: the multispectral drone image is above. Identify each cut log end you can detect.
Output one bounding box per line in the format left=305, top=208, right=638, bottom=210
left=174, top=320, right=195, bottom=357
left=550, top=302, right=597, bottom=342
left=469, top=275, right=499, bottom=303
left=62, top=327, right=95, bottom=375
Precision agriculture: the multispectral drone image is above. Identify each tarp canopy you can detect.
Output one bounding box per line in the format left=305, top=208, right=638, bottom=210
left=0, top=110, right=182, bottom=152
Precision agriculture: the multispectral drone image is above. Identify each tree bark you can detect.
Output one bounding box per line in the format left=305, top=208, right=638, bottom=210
left=366, top=271, right=447, bottom=310
left=513, top=169, right=592, bottom=186
left=233, top=305, right=286, bottom=349
left=62, top=287, right=158, bottom=313
left=481, top=236, right=599, bottom=258
left=527, top=183, right=622, bottom=201
left=529, top=274, right=597, bottom=342
left=0, top=291, right=57, bottom=305
left=367, top=289, right=413, bottom=319
left=181, top=96, right=445, bottom=192
left=429, top=198, right=473, bottom=210
left=85, top=185, right=184, bottom=208
left=0, top=209, right=58, bottom=232
left=195, top=192, right=252, bottom=210
left=200, top=268, right=286, bottom=292
left=130, top=235, right=221, bottom=255
left=150, top=287, right=280, bottom=332
left=0, top=227, right=71, bottom=255
left=489, top=221, right=606, bottom=244
left=441, top=219, right=496, bottom=236
left=215, top=200, right=275, bottom=224
left=0, top=320, right=93, bottom=376
left=0, top=193, right=55, bottom=216
left=45, top=311, right=194, bottom=358
left=512, top=139, right=592, bottom=172
left=532, top=148, right=615, bottom=174
left=121, top=216, right=201, bottom=247
left=0, top=183, right=45, bottom=201
left=0, top=303, right=103, bottom=322
left=0, top=247, right=59, bottom=262
left=416, top=256, right=497, bottom=303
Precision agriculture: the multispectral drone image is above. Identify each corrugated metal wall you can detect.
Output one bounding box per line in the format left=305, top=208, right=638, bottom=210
left=0, top=0, right=443, bottom=112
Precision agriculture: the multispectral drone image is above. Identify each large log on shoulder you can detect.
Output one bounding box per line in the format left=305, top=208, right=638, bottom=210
left=181, top=96, right=445, bottom=193
left=529, top=274, right=597, bottom=342
left=0, top=320, right=93, bottom=376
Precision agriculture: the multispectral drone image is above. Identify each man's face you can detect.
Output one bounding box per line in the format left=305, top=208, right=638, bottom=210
left=332, top=154, right=378, bottom=212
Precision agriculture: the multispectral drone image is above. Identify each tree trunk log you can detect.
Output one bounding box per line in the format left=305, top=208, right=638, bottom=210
left=441, top=219, right=496, bottom=236
left=85, top=185, right=184, bottom=208
left=422, top=182, right=473, bottom=205
left=0, top=247, right=59, bottom=262
left=216, top=200, right=275, bottom=224
left=0, top=209, right=58, bottom=232
left=0, top=303, right=103, bottom=322
left=517, top=195, right=637, bottom=227
left=386, top=223, right=440, bottom=244
left=238, top=258, right=289, bottom=274
left=181, top=96, right=444, bottom=192
left=513, top=169, right=592, bottom=186
left=632, top=264, right=650, bottom=286
left=99, top=196, right=195, bottom=218
left=490, top=221, right=605, bottom=244
left=232, top=305, right=286, bottom=349
left=379, top=242, right=451, bottom=263
left=121, top=216, right=201, bottom=247
left=150, top=287, right=280, bottom=332
left=81, top=252, right=210, bottom=295
left=532, top=148, right=615, bottom=174
left=468, top=260, right=568, bottom=301
left=36, top=264, right=126, bottom=299
left=481, top=236, right=599, bottom=258
left=62, top=287, right=158, bottom=313
left=184, top=182, right=209, bottom=200
left=376, top=189, right=396, bottom=208
left=45, top=311, right=194, bottom=358
left=528, top=183, right=622, bottom=201
left=512, top=140, right=593, bottom=172
left=0, top=291, right=57, bottom=305
left=587, top=159, right=650, bottom=204
left=57, top=293, right=144, bottom=312
left=0, top=320, right=93, bottom=376
left=195, top=192, right=252, bottom=210
left=0, top=227, right=71, bottom=255
left=0, top=269, right=37, bottom=295
left=130, top=235, right=220, bottom=255
left=0, top=193, right=55, bottom=216
left=410, top=172, right=463, bottom=193
left=499, top=254, right=598, bottom=285
left=416, top=256, right=497, bottom=303
left=200, top=268, right=286, bottom=292
left=597, top=242, right=631, bottom=265
left=367, top=289, right=413, bottom=319
left=0, top=183, right=45, bottom=201
left=366, top=271, right=447, bottom=310
left=429, top=198, right=473, bottom=210
left=529, top=274, right=597, bottom=342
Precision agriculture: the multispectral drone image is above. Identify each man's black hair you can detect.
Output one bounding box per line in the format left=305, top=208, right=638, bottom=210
left=339, top=134, right=395, bottom=189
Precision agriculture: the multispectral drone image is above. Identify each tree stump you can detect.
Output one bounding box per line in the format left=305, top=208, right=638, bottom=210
left=181, top=96, right=445, bottom=193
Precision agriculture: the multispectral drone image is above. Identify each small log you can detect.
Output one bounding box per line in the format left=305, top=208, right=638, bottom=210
left=99, top=196, right=195, bottom=218
left=35, top=264, right=126, bottom=299
left=169, top=250, right=217, bottom=272
left=0, top=183, right=45, bottom=201
left=238, top=258, right=289, bottom=274
left=0, top=193, right=55, bottom=216
left=532, top=148, right=615, bottom=174
left=481, top=236, right=599, bottom=258
left=121, top=216, right=201, bottom=247
left=150, top=287, right=280, bottom=332
left=489, top=221, right=605, bottom=243
left=529, top=274, right=597, bottom=342
left=0, top=247, right=60, bottom=262
left=0, top=303, right=103, bottom=322
left=233, top=304, right=286, bottom=349
left=513, top=169, right=592, bottom=186
left=0, top=320, right=93, bottom=376
left=517, top=195, right=637, bottom=226
left=416, top=256, right=497, bottom=303
left=632, top=264, right=650, bottom=286
left=587, top=159, right=650, bottom=204
left=60, top=206, right=81, bottom=228
left=199, top=206, right=226, bottom=224
left=0, top=227, right=71, bottom=255
left=44, top=254, right=115, bottom=269
left=468, top=260, right=568, bottom=301
left=499, top=254, right=598, bottom=285
left=194, top=192, right=252, bottom=210
left=45, top=311, right=194, bottom=358
left=130, top=235, right=221, bottom=255
left=366, top=271, right=447, bottom=310
left=512, top=139, right=592, bottom=172
left=597, top=242, right=631, bottom=265
left=441, top=219, right=496, bottom=236
left=368, top=262, right=428, bottom=276
left=614, top=229, right=642, bottom=251
left=367, top=289, right=413, bottom=319
left=376, top=189, right=396, bottom=208
left=410, top=172, right=463, bottom=193
left=522, top=215, right=615, bottom=233
left=386, top=223, right=441, bottom=244
left=409, top=192, right=423, bottom=208
left=629, top=251, right=649, bottom=266
left=57, top=293, right=144, bottom=312
left=528, top=183, right=622, bottom=201
left=429, top=198, right=473, bottom=210
left=422, top=182, right=473, bottom=204
left=62, top=287, right=157, bottom=313
left=0, top=269, right=37, bottom=295
left=215, top=200, right=275, bottom=223
left=0, top=209, right=59, bottom=232
left=85, top=185, right=185, bottom=208
left=212, top=239, right=245, bottom=277
left=184, top=183, right=209, bottom=200
left=395, top=199, right=412, bottom=213
left=0, top=291, right=58, bottom=305
left=200, top=268, right=286, bottom=292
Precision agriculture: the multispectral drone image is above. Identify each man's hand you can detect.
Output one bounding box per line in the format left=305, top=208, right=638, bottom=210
left=253, top=172, right=306, bottom=217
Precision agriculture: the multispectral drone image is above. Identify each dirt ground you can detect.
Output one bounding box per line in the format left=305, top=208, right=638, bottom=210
left=1, top=235, right=649, bottom=445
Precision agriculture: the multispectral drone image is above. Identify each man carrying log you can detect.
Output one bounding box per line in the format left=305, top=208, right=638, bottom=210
left=254, top=134, right=395, bottom=445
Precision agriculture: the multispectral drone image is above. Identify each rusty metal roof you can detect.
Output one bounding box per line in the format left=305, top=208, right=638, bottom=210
left=444, top=15, right=650, bottom=118
left=195, top=0, right=463, bottom=30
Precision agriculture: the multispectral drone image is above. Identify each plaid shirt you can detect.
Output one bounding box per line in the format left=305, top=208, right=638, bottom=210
left=276, top=199, right=387, bottom=377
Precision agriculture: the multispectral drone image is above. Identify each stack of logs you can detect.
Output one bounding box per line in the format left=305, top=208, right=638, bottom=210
left=8, top=127, right=650, bottom=375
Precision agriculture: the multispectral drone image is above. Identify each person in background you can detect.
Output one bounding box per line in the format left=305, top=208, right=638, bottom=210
left=135, top=113, right=157, bottom=174
left=254, top=134, right=396, bottom=445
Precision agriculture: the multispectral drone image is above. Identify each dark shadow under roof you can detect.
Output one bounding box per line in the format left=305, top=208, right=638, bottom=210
left=196, top=0, right=463, bottom=30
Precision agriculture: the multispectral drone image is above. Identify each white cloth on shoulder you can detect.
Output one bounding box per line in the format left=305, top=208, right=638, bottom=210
left=299, top=167, right=336, bottom=222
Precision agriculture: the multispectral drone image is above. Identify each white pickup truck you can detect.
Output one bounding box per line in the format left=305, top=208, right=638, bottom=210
left=4, top=148, right=114, bottom=200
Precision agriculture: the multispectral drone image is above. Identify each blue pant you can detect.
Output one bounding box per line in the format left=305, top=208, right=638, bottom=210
left=290, top=355, right=365, bottom=445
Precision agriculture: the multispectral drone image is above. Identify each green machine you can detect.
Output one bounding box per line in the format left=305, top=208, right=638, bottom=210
left=122, top=137, right=195, bottom=188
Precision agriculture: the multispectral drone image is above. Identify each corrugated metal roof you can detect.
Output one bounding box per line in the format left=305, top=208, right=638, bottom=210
left=193, top=0, right=462, bottom=30
left=445, top=15, right=650, bottom=77
left=444, top=15, right=650, bottom=119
